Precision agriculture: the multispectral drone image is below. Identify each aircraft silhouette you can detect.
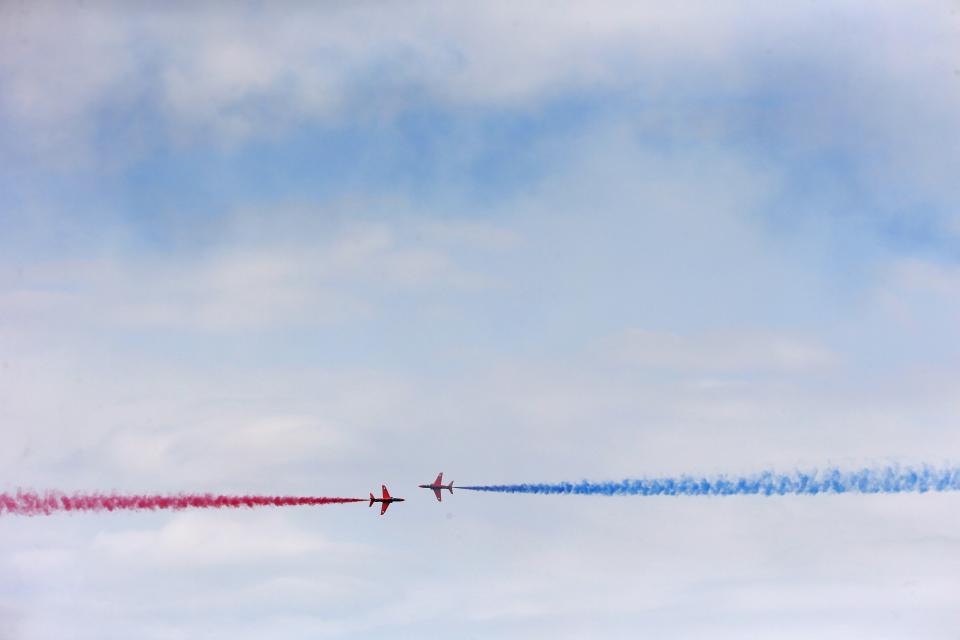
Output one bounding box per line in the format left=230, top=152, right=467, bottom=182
left=419, top=472, right=454, bottom=502
left=369, top=485, right=404, bottom=515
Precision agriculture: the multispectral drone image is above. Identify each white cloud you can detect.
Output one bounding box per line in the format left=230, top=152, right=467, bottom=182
left=608, top=329, right=838, bottom=373
left=3, top=0, right=958, bottom=191
left=0, top=216, right=504, bottom=333
left=0, top=3, right=135, bottom=164
left=885, top=258, right=960, bottom=300
left=2, top=5, right=959, bottom=637
left=10, top=547, right=75, bottom=576
left=0, top=604, right=20, bottom=640
left=875, top=258, right=960, bottom=337
left=92, top=511, right=361, bottom=568
left=104, top=414, right=358, bottom=482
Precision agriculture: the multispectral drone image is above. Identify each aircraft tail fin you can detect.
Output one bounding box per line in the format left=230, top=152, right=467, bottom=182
left=448, top=481, right=454, bottom=493
left=369, top=493, right=374, bottom=507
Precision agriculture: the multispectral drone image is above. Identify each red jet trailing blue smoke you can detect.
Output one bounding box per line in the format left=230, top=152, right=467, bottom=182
left=368, top=485, right=404, bottom=515
left=419, top=472, right=454, bottom=502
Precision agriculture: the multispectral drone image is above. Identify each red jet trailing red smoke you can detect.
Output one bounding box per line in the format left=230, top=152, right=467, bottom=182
left=368, top=485, right=405, bottom=515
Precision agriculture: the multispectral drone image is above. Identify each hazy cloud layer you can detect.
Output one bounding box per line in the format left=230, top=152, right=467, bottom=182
left=2, top=2, right=960, bottom=639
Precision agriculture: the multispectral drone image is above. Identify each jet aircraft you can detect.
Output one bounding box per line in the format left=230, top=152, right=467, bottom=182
left=419, top=472, right=454, bottom=502
left=369, top=485, right=404, bottom=515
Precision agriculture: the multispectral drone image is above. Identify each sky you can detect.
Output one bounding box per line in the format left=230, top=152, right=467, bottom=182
left=1, top=1, right=960, bottom=638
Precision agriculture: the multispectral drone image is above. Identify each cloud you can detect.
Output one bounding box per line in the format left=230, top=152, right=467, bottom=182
left=3, top=1, right=958, bottom=198
left=607, top=329, right=838, bottom=373
left=0, top=2, right=136, bottom=165
left=0, top=346, right=425, bottom=490
left=0, top=604, right=20, bottom=640
left=873, top=258, right=960, bottom=351
left=2, top=5, right=960, bottom=637
left=92, top=511, right=363, bottom=568
left=3, top=2, right=957, bottom=261
left=884, top=258, right=960, bottom=302
left=5, top=2, right=753, bottom=144
left=0, top=215, right=506, bottom=334
left=103, top=414, right=358, bottom=481
left=3, top=511, right=378, bottom=639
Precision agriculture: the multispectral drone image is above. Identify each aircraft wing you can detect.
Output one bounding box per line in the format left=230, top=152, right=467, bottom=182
left=380, top=501, right=390, bottom=515
left=381, top=485, right=391, bottom=500
left=432, top=487, right=443, bottom=502
left=434, top=472, right=443, bottom=485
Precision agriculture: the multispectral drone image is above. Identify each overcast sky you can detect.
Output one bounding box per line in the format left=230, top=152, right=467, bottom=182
left=2, top=2, right=960, bottom=638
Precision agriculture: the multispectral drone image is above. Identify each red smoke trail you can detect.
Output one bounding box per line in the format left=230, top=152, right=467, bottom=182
left=0, top=491, right=364, bottom=517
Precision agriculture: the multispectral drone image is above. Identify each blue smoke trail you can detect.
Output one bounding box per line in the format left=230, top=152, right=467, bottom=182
left=458, top=465, right=960, bottom=496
